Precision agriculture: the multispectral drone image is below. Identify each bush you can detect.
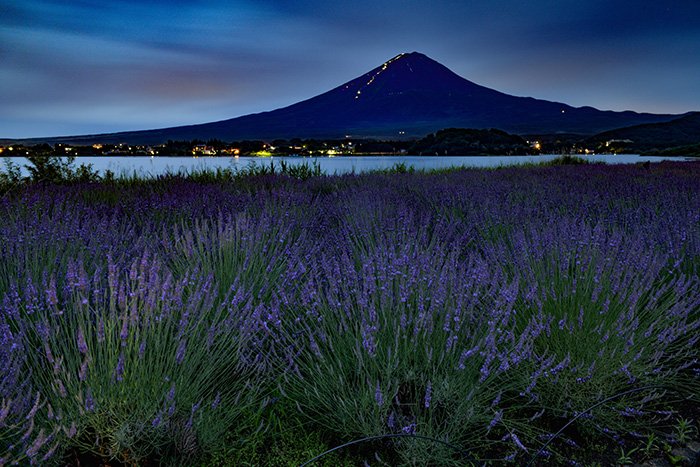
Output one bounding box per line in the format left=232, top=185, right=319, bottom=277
left=6, top=253, right=267, bottom=464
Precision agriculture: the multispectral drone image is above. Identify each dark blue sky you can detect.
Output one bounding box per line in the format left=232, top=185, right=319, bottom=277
left=2, top=0, right=699, bottom=138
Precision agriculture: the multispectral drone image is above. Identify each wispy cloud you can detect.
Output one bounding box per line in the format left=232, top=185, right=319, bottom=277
left=2, top=0, right=699, bottom=137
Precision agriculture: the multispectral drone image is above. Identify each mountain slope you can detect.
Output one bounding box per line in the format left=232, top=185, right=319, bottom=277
left=588, top=112, right=700, bottom=149
left=19, top=52, right=685, bottom=144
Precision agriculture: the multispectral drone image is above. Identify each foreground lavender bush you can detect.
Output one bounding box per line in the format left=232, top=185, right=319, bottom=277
left=2, top=252, right=266, bottom=464
left=483, top=220, right=700, bottom=460
left=1, top=307, right=58, bottom=464
left=284, top=221, right=516, bottom=464
left=1, top=161, right=699, bottom=464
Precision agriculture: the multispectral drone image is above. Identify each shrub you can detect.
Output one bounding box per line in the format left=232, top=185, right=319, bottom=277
left=5, top=253, right=266, bottom=464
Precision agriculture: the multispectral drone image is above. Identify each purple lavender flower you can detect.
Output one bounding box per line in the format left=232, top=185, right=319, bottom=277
left=120, top=316, right=129, bottom=345
left=55, top=379, right=67, bottom=398
left=114, top=353, right=125, bottom=382
left=97, top=318, right=105, bottom=343
left=79, top=357, right=89, bottom=382
left=25, top=428, right=48, bottom=460
left=487, top=410, right=502, bottom=432
left=175, top=339, right=187, bottom=364
left=423, top=381, right=432, bottom=409
left=387, top=411, right=396, bottom=430
left=361, top=322, right=377, bottom=357
left=620, top=407, right=645, bottom=417
left=76, top=327, right=88, bottom=354
left=374, top=381, right=383, bottom=407
left=152, top=411, right=162, bottom=427
left=503, top=432, right=527, bottom=451
left=206, top=323, right=216, bottom=349
left=401, top=423, right=416, bottom=434
left=24, top=392, right=42, bottom=420
left=186, top=399, right=202, bottom=429
left=458, top=345, right=479, bottom=370
left=107, top=254, right=117, bottom=288
left=211, top=392, right=221, bottom=410
left=77, top=259, right=89, bottom=292
left=0, top=402, right=11, bottom=425
left=191, top=400, right=202, bottom=414
left=564, top=437, right=580, bottom=448
left=617, top=363, right=636, bottom=383
left=65, top=259, right=78, bottom=292
left=129, top=258, right=138, bottom=281
left=45, top=276, right=58, bottom=307
left=84, top=388, right=95, bottom=412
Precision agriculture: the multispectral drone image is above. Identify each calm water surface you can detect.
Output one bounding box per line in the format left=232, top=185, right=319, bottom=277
left=8, top=154, right=689, bottom=176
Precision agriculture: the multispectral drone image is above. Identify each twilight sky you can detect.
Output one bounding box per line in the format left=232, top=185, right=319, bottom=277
left=2, top=0, right=700, bottom=138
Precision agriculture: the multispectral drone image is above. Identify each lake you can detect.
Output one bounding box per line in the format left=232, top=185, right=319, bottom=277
left=6, top=154, right=691, bottom=176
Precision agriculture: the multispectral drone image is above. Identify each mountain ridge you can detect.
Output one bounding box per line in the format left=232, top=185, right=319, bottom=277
left=7, top=52, right=688, bottom=144
left=587, top=112, right=700, bottom=149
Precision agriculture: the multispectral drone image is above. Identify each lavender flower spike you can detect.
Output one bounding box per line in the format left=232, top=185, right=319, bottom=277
left=424, top=381, right=432, bottom=409
left=374, top=381, right=384, bottom=407
left=114, top=353, right=125, bottom=382
left=77, top=327, right=88, bottom=354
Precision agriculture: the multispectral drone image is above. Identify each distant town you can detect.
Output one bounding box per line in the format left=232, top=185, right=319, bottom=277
left=4, top=128, right=690, bottom=158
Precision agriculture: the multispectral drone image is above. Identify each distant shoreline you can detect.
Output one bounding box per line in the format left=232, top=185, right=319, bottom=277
left=3, top=154, right=698, bottom=163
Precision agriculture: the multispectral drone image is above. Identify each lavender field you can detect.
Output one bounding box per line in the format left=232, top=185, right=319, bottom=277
left=1, top=161, right=699, bottom=465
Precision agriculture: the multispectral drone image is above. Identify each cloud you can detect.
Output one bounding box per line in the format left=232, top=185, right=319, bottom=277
left=1, top=0, right=699, bottom=137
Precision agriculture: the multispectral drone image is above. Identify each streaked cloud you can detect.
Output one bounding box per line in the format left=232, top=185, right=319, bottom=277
left=1, top=0, right=699, bottom=137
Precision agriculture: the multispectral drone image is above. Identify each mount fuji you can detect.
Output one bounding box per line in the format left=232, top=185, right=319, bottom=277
left=26, top=52, right=684, bottom=144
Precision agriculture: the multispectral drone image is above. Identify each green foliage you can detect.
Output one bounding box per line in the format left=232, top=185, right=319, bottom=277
left=0, top=157, right=22, bottom=184
left=209, top=408, right=354, bottom=467
left=234, top=160, right=323, bottom=180
left=616, top=446, right=639, bottom=465
left=373, top=162, right=416, bottom=174
left=540, top=154, right=592, bottom=165
left=277, top=159, right=323, bottom=179
left=0, top=157, right=23, bottom=197
left=25, top=155, right=76, bottom=182
left=6, top=156, right=102, bottom=184
left=642, top=433, right=660, bottom=458
left=674, top=417, right=696, bottom=444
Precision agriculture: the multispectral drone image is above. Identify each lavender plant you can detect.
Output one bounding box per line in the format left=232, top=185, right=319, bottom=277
left=1, top=161, right=698, bottom=465
left=283, top=204, right=524, bottom=464
left=483, top=220, right=700, bottom=460
left=4, top=252, right=266, bottom=464
left=1, top=309, right=59, bottom=464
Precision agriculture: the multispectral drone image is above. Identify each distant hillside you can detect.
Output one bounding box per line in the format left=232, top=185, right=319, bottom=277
left=588, top=112, right=700, bottom=152
left=410, top=128, right=532, bottom=155
left=10, top=52, right=686, bottom=144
